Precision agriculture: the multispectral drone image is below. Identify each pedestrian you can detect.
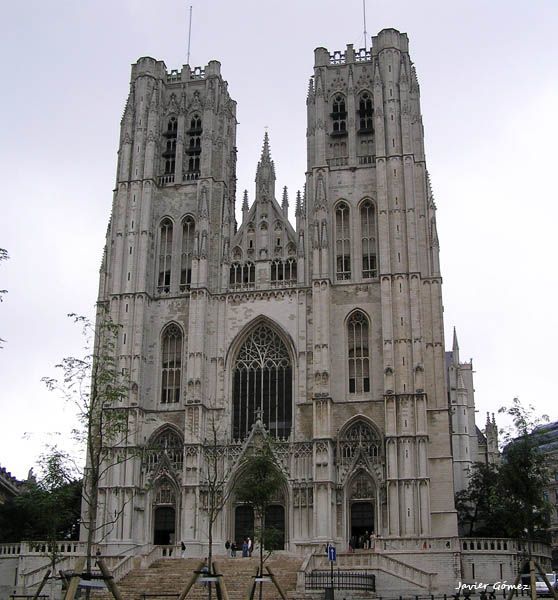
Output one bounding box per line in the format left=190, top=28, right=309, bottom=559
left=225, top=539, right=230, bottom=554
left=369, top=532, right=376, bottom=551
left=242, top=539, right=248, bottom=557
left=181, top=541, right=186, bottom=558
left=247, top=536, right=253, bottom=557
left=231, top=541, right=237, bottom=558
left=200, top=559, right=209, bottom=588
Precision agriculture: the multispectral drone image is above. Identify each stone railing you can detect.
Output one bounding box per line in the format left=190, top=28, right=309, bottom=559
left=0, top=543, right=21, bottom=556
left=310, top=550, right=434, bottom=591
left=461, top=537, right=552, bottom=559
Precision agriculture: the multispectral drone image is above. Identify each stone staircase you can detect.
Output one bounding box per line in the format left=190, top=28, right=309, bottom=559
left=95, top=554, right=303, bottom=600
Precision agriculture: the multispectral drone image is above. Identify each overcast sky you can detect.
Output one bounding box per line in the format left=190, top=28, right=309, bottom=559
left=1, top=0, right=557, bottom=480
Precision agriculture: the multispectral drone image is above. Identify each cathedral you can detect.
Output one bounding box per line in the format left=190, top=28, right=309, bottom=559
left=89, top=28, right=502, bottom=587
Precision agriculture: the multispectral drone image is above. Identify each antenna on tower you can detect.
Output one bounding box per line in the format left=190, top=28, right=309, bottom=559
left=362, top=0, right=368, bottom=50
left=186, top=5, right=193, bottom=65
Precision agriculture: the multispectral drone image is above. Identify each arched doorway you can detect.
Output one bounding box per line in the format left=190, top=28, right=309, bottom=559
left=153, top=506, right=176, bottom=545
left=234, top=505, right=254, bottom=546
left=350, top=501, right=374, bottom=546
left=265, top=505, right=285, bottom=550
left=348, top=471, right=376, bottom=548
left=152, top=478, right=178, bottom=545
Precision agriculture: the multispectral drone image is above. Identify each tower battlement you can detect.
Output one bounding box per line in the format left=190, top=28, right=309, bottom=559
left=131, top=56, right=222, bottom=84
left=314, top=28, right=410, bottom=68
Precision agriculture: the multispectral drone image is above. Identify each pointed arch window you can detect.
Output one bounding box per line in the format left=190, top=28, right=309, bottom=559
left=232, top=324, right=292, bottom=440
left=358, top=92, right=374, bottom=132
left=180, top=216, right=195, bottom=291
left=335, top=202, right=351, bottom=280
left=158, top=218, right=173, bottom=293
left=161, top=324, right=182, bottom=403
left=338, top=420, right=380, bottom=462
left=331, top=94, right=347, bottom=135
left=146, top=428, right=184, bottom=472
left=271, top=259, right=297, bottom=287
left=186, top=114, right=202, bottom=178
left=361, top=201, right=378, bottom=278
left=162, top=117, right=178, bottom=175
left=348, top=311, right=370, bottom=393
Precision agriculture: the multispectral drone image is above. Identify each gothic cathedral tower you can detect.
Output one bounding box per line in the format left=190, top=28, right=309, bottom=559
left=90, top=30, right=459, bottom=582
left=305, top=29, right=456, bottom=538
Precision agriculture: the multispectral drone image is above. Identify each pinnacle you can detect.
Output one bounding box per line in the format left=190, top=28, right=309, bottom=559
left=282, top=186, right=289, bottom=211
left=242, top=189, right=249, bottom=211
left=261, top=130, right=271, bottom=161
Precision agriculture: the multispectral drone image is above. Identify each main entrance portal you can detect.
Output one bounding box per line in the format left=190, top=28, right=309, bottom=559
left=350, top=501, right=374, bottom=547
left=234, top=505, right=254, bottom=546
left=265, top=505, right=285, bottom=550
left=153, top=506, right=176, bottom=545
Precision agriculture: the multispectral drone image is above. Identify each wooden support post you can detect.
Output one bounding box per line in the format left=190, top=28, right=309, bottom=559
left=534, top=561, right=558, bottom=600
left=97, top=558, right=123, bottom=600
left=177, top=559, right=205, bottom=600
left=265, top=566, right=287, bottom=600
left=505, top=561, right=527, bottom=600
left=529, top=560, right=537, bottom=600
left=213, top=561, right=229, bottom=600
left=31, top=568, right=51, bottom=600
left=63, top=558, right=85, bottom=600
left=245, top=567, right=258, bottom=600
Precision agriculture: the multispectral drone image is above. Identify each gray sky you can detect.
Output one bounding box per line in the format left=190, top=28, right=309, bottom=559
left=1, top=0, right=557, bottom=480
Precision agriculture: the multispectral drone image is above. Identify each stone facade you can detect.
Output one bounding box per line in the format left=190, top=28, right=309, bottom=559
left=87, top=28, right=503, bottom=587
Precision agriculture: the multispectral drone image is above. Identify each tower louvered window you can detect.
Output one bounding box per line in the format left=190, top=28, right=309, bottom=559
left=331, top=94, right=347, bottom=135
left=361, top=201, right=378, bottom=278
left=180, top=216, right=195, bottom=291
left=161, top=324, right=182, bottom=403
left=186, top=114, right=202, bottom=179
left=348, top=311, right=370, bottom=393
left=232, top=324, right=292, bottom=440
left=358, top=92, right=374, bottom=132
left=335, top=202, right=351, bottom=280
left=163, top=117, right=178, bottom=175
left=158, top=219, right=173, bottom=293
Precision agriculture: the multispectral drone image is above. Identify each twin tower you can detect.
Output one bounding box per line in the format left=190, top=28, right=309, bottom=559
left=94, top=28, right=460, bottom=581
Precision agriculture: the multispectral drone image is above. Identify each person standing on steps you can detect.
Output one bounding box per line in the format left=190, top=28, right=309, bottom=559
left=242, top=538, right=248, bottom=557
left=225, top=539, right=230, bottom=555
left=247, top=536, right=253, bottom=557
left=180, top=541, right=186, bottom=558
left=231, top=541, right=237, bottom=557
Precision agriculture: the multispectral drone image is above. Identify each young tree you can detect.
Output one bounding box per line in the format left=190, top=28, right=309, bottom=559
left=235, top=440, right=284, bottom=598
left=43, top=308, right=131, bottom=576
left=455, top=462, right=501, bottom=536
left=200, top=417, right=234, bottom=580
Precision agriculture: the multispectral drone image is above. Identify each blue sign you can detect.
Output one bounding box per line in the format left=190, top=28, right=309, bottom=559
left=328, top=545, right=336, bottom=562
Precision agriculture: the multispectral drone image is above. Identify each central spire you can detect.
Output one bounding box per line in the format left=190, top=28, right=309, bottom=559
left=255, top=131, right=276, bottom=200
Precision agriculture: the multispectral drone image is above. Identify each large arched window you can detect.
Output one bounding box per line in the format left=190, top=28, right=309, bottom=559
left=180, top=216, right=195, bottom=291
left=347, top=311, right=370, bottom=393
left=335, top=202, right=351, bottom=280
left=232, top=324, right=292, bottom=440
left=361, top=201, right=378, bottom=278
left=161, top=324, right=182, bottom=403
left=158, top=218, right=173, bottom=293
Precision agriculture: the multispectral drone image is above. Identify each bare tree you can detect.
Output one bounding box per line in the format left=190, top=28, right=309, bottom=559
left=43, top=307, right=134, bottom=577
